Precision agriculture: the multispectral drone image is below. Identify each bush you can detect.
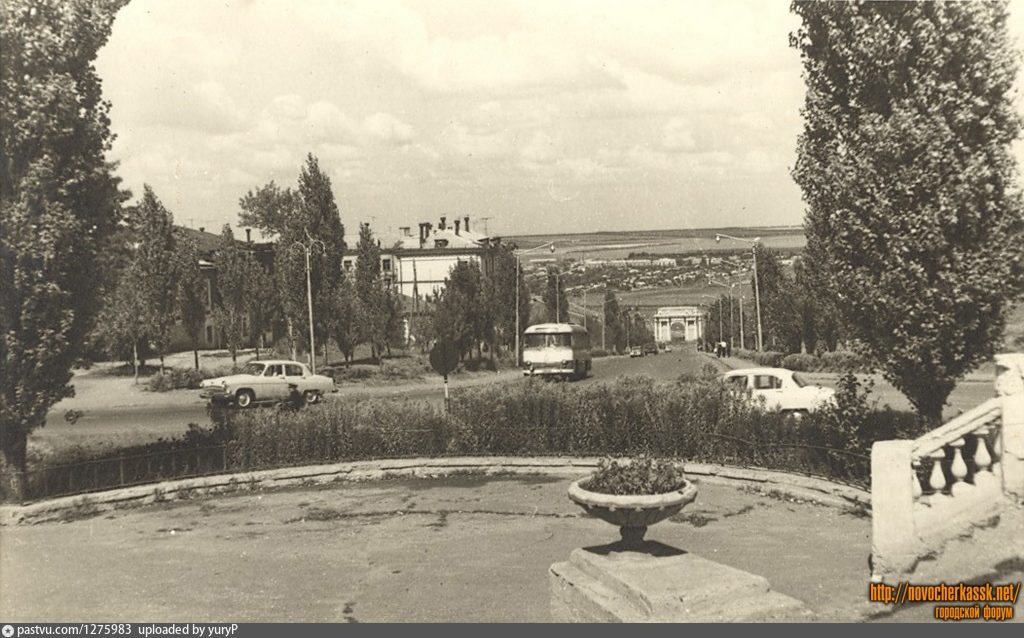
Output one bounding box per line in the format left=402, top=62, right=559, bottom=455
left=734, top=348, right=757, bottom=361
left=781, top=353, right=820, bottom=372
left=583, top=456, right=687, bottom=495
left=819, top=350, right=870, bottom=373
left=19, top=370, right=928, bottom=502
left=146, top=367, right=206, bottom=392
left=591, top=349, right=610, bottom=358
left=752, top=351, right=785, bottom=367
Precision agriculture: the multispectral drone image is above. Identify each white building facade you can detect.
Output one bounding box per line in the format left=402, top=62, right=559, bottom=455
left=653, top=306, right=706, bottom=343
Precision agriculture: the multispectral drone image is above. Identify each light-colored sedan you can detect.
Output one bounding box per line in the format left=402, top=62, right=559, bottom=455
left=200, top=360, right=336, bottom=408
left=722, top=367, right=836, bottom=415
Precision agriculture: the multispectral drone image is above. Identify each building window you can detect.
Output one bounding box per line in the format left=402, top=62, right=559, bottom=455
left=205, top=325, right=214, bottom=345
left=382, top=258, right=392, bottom=272
left=343, top=259, right=353, bottom=272
left=205, top=278, right=212, bottom=309
left=434, top=239, right=448, bottom=248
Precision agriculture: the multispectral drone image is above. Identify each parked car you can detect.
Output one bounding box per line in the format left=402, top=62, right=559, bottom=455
left=199, top=360, right=336, bottom=408
left=629, top=346, right=643, bottom=358
left=643, top=343, right=658, bottom=356
left=721, top=367, right=836, bottom=415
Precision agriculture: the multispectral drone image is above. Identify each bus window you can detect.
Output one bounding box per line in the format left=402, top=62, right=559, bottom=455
left=525, top=334, right=571, bottom=348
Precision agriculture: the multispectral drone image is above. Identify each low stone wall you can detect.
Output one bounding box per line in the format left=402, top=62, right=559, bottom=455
left=0, top=456, right=868, bottom=526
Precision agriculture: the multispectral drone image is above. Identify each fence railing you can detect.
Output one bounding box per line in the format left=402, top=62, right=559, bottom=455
left=19, top=426, right=873, bottom=503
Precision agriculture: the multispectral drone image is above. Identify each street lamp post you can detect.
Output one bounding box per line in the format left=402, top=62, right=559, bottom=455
left=715, top=233, right=763, bottom=351
left=292, top=229, right=326, bottom=374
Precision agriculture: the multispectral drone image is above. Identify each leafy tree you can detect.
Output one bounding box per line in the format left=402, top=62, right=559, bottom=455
left=433, top=261, right=483, bottom=358
left=353, top=223, right=386, bottom=359
left=97, top=252, right=153, bottom=382
left=245, top=258, right=279, bottom=361
left=482, top=243, right=526, bottom=354
left=603, top=290, right=623, bottom=353
left=544, top=265, right=569, bottom=323
left=1, top=0, right=128, bottom=500
left=127, top=185, right=181, bottom=372
left=791, top=1, right=1024, bottom=422
left=213, top=225, right=250, bottom=366
left=382, top=284, right=406, bottom=355
left=330, top=277, right=361, bottom=365
left=750, top=246, right=791, bottom=351
left=238, top=181, right=299, bottom=238
left=176, top=233, right=206, bottom=371
left=275, top=154, right=345, bottom=367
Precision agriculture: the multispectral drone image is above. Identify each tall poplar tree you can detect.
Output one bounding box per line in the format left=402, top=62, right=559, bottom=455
left=791, top=1, right=1024, bottom=422
left=1, top=0, right=128, bottom=499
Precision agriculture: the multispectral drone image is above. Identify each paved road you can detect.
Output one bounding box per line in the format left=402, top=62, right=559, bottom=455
left=34, top=347, right=710, bottom=453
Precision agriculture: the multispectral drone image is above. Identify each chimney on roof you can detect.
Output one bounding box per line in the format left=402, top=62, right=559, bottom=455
left=418, top=222, right=431, bottom=248
left=399, top=226, right=411, bottom=237
left=245, top=228, right=252, bottom=243
left=439, top=216, right=446, bottom=231
left=198, top=227, right=205, bottom=233
left=464, top=216, right=470, bottom=234
left=454, top=219, right=461, bottom=235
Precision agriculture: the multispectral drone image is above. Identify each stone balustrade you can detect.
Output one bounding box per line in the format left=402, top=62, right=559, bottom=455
left=871, top=353, right=1024, bottom=580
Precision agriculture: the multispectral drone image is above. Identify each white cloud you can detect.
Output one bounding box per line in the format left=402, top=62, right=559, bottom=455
left=364, top=112, right=415, bottom=145
left=662, top=118, right=697, bottom=152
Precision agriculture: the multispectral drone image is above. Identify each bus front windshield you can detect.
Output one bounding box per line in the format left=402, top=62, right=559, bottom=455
left=524, top=333, right=572, bottom=348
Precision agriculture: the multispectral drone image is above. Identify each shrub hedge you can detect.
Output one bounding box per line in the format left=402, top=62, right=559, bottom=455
left=146, top=367, right=207, bottom=392
left=16, top=371, right=927, bottom=502
left=733, top=348, right=871, bottom=373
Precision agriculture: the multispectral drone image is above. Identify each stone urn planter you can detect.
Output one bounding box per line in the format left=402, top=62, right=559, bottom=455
left=568, top=475, right=698, bottom=548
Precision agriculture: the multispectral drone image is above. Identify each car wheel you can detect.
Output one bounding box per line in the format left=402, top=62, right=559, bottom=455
left=235, top=389, right=255, bottom=408
left=303, top=390, right=321, bottom=405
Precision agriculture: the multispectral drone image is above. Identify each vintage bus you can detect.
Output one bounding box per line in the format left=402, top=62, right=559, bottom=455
left=522, top=323, right=592, bottom=380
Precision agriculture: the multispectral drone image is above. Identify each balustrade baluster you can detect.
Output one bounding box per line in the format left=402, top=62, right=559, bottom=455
left=911, top=459, right=923, bottom=499
left=973, top=427, right=992, bottom=471
left=949, top=438, right=971, bottom=496
left=991, top=428, right=1002, bottom=476
left=928, top=449, right=947, bottom=496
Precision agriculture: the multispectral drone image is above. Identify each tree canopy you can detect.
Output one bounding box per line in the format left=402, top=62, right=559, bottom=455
left=791, top=0, right=1024, bottom=421
left=1, top=0, right=128, bottom=499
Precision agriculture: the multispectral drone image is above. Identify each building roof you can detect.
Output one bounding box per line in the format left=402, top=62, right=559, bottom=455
left=175, top=225, right=223, bottom=254
left=653, top=306, right=706, bottom=318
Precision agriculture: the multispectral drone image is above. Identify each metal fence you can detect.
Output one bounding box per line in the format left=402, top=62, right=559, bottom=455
left=24, top=444, right=230, bottom=501
left=17, top=430, right=870, bottom=504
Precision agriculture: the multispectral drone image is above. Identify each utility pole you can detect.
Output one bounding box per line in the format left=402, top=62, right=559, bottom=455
left=739, top=293, right=745, bottom=350
left=292, top=229, right=326, bottom=373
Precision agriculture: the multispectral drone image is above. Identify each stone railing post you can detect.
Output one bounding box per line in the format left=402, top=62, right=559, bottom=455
left=995, top=353, right=1024, bottom=501
left=870, top=440, right=917, bottom=579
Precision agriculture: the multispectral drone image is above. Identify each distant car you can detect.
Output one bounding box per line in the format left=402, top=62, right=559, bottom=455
left=629, top=346, right=643, bottom=358
left=200, top=360, right=336, bottom=408
left=721, top=367, right=836, bottom=415
left=664, top=345, right=673, bottom=353
left=643, top=343, right=658, bottom=356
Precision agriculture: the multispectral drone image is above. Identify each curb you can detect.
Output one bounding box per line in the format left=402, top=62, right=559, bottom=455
left=0, top=457, right=869, bottom=526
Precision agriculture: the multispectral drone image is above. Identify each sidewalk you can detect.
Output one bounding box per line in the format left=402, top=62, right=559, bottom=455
left=0, top=473, right=880, bottom=622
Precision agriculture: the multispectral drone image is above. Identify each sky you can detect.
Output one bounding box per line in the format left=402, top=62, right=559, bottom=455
left=94, top=0, right=1024, bottom=238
